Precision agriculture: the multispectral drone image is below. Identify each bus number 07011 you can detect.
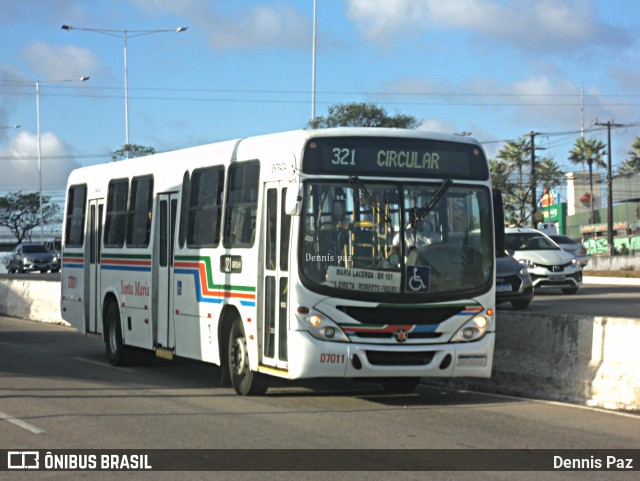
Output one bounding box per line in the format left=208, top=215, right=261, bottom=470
left=320, top=353, right=345, bottom=364
left=331, top=148, right=355, bottom=166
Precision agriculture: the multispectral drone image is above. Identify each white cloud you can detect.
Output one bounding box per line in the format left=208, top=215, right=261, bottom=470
left=0, top=131, right=79, bottom=191
left=129, top=0, right=310, bottom=51
left=346, top=0, right=629, bottom=51
left=22, top=42, right=102, bottom=80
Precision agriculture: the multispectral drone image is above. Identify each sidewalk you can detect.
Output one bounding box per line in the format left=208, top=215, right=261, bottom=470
left=582, top=276, right=640, bottom=286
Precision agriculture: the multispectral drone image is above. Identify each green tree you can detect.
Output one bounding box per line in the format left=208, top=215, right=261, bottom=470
left=494, top=138, right=531, bottom=226
left=308, top=102, right=420, bottom=129
left=617, top=136, right=640, bottom=175
left=0, top=191, right=62, bottom=243
left=111, top=144, right=156, bottom=162
left=568, top=136, right=606, bottom=222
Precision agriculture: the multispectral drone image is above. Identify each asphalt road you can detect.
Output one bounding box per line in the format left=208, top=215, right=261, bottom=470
left=497, top=282, right=640, bottom=318
left=0, top=316, right=638, bottom=480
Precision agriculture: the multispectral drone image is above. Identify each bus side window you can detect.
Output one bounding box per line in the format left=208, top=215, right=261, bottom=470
left=104, top=179, right=129, bottom=247
left=178, top=170, right=190, bottom=249
left=187, top=166, right=224, bottom=247
left=127, top=175, right=153, bottom=247
left=65, top=184, right=87, bottom=247
left=223, top=161, right=260, bottom=248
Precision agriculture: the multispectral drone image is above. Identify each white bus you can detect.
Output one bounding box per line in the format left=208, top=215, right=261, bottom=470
left=61, top=128, right=503, bottom=395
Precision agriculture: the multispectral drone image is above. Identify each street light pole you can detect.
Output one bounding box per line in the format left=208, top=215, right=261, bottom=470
left=61, top=25, right=188, bottom=150
left=311, top=0, right=317, bottom=125
left=124, top=29, right=129, bottom=146
left=36, top=80, right=42, bottom=242
left=34, top=77, right=89, bottom=242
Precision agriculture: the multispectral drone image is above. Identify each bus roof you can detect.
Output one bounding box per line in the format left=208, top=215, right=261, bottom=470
left=66, top=127, right=484, bottom=186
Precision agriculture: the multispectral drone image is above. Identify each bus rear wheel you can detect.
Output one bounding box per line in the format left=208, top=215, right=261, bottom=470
left=227, top=318, right=268, bottom=396
left=104, top=301, right=135, bottom=366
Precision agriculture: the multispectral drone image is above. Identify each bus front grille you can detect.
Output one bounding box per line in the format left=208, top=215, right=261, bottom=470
left=337, top=306, right=464, bottom=325
left=365, top=350, right=435, bottom=366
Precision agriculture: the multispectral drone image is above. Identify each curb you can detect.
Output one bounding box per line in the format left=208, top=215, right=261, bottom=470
left=582, top=276, right=640, bottom=286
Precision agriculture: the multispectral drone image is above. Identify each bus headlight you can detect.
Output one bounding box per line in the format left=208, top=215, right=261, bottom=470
left=451, top=315, right=490, bottom=342
left=304, top=313, right=349, bottom=343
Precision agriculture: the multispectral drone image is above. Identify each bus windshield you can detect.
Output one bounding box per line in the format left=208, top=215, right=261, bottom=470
left=300, top=180, right=493, bottom=298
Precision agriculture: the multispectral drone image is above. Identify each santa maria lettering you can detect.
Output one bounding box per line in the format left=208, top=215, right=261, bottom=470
left=121, top=281, right=151, bottom=297
left=377, top=150, right=440, bottom=170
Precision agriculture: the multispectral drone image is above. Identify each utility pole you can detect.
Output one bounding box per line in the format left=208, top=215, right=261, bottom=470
left=526, top=131, right=542, bottom=228
left=595, top=120, right=623, bottom=256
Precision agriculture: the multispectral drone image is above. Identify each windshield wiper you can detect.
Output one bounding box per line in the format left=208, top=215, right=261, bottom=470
left=416, top=179, right=452, bottom=220
left=349, top=176, right=391, bottom=224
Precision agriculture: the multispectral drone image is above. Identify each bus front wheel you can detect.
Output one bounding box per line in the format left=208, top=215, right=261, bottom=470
left=227, top=318, right=268, bottom=396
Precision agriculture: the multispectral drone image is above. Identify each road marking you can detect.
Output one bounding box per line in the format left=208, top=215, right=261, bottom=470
left=73, top=357, right=134, bottom=373
left=0, top=411, right=46, bottom=434
left=433, top=384, right=640, bottom=419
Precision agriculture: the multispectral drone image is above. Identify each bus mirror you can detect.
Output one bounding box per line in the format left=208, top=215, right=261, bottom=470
left=285, top=185, right=301, bottom=216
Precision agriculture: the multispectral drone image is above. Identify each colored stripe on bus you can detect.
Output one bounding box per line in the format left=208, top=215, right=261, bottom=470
left=62, top=251, right=84, bottom=269
left=100, top=254, right=152, bottom=272
left=175, top=256, right=256, bottom=307
left=339, top=303, right=484, bottom=335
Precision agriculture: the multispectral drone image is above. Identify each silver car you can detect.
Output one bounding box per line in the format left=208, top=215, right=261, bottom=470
left=6, top=243, right=56, bottom=274
left=505, top=228, right=582, bottom=295
left=496, top=253, right=534, bottom=309
left=548, top=234, right=589, bottom=267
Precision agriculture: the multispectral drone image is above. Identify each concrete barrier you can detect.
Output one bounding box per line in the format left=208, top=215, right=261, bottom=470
left=0, top=278, right=69, bottom=326
left=0, top=278, right=638, bottom=411
left=450, top=312, right=640, bottom=412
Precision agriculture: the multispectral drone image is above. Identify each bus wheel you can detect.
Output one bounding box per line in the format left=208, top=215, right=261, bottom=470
left=104, top=302, right=134, bottom=366
left=381, top=377, right=420, bottom=393
left=227, top=318, right=267, bottom=396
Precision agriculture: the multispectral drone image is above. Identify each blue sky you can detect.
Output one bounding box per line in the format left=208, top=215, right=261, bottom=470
left=1, top=0, right=639, bottom=198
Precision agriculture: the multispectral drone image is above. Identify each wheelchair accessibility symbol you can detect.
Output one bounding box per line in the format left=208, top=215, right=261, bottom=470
left=406, top=266, right=430, bottom=292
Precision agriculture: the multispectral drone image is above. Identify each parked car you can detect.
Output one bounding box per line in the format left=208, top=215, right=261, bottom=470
left=44, top=238, right=62, bottom=272
left=6, top=243, right=56, bottom=274
left=496, top=252, right=534, bottom=309
left=505, top=227, right=582, bottom=294
left=547, top=234, right=589, bottom=267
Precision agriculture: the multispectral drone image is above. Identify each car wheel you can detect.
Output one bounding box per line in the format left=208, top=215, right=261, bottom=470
left=511, top=299, right=531, bottom=309
left=561, top=287, right=579, bottom=295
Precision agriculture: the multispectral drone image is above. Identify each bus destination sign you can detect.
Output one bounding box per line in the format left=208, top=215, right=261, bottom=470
left=302, top=136, right=489, bottom=180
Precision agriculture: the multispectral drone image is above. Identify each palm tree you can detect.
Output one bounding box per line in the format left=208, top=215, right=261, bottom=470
left=496, top=138, right=530, bottom=225
left=568, top=137, right=606, bottom=223
left=617, top=136, right=640, bottom=175
left=536, top=157, right=564, bottom=191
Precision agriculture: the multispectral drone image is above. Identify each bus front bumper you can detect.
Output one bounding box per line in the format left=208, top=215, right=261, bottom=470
left=287, top=330, right=495, bottom=380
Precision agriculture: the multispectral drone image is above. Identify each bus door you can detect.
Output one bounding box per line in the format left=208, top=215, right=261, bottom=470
left=156, top=192, right=178, bottom=349
left=86, top=198, right=103, bottom=334
left=261, top=184, right=292, bottom=369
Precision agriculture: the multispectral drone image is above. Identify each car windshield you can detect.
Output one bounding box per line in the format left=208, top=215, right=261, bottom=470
left=549, top=235, right=576, bottom=244
left=22, top=244, right=49, bottom=254
left=505, top=233, right=559, bottom=251
left=300, top=180, right=493, bottom=298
